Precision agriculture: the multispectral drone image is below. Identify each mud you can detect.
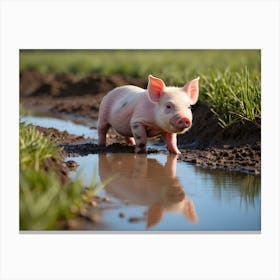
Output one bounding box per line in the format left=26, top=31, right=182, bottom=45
left=21, top=70, right=261, bottom=175
left=177, top=102, right=261, bottom=148
left=63, top=142, right=160, bottom=157
left=35, top=126, right=88, bottom=145
left=41, top=156, right=70, bottom=185
left=58, top=195, right=113, bottom=230
left=34, top=126, right=87, bottom=184
left=179, top=142, right=261, bottom=174
left=20, top=70, right=147, bottom=120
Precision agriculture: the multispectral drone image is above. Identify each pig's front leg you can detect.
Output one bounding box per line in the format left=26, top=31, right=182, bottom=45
left=164, top=154, right=178, bottom=176
left=161, top=132, right=181, bottom=155
left=131, top=121, right=147, bottom=153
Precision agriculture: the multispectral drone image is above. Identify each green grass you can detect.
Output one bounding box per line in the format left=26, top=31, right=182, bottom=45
left=20, top=168, right=105, bottom=230
left=20, top=49, right=260, bottom=81
left=20, top=123, right=59, bottom=171
left=20, top=49, right=261, bottom=127
left=20, top=122, right=104, bottom=230
left=201, top=67, right=261, bottom=127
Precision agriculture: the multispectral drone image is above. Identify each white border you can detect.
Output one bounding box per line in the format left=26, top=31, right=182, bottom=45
left=1, top=0, right=279, bottom=280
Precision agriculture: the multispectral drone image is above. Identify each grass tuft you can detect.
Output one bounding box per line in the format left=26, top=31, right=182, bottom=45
left=200, top=67, right=261, bottom=127
left=20, top=122, right=59, bottom=171
left=20, top=122, right=103, bottom=230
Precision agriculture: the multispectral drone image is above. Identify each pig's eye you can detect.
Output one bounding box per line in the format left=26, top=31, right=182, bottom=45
left=166, top=103, right=173, bottom=109
left=187, top=105, right=191, bottom=110
left=165, top=103, right=174, bottom=113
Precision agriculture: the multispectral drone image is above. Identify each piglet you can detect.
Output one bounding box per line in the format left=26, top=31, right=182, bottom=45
left=97, top=75, right=199, bottom=154
left=98, top=154, right=198, bottom=228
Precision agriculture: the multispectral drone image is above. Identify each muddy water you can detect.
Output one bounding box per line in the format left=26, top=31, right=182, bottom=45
left=23, top=115, right=261, bottom=231
left=67, top=153, right=260, bottom=231
left=21, top=115, right=98, bottom=139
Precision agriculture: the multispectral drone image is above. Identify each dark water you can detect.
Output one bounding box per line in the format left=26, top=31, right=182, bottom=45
left=22, top=115, right=261, bottom=231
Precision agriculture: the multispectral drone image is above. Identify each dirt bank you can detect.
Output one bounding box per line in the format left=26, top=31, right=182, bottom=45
left=21, top=70, right=261, bottom=174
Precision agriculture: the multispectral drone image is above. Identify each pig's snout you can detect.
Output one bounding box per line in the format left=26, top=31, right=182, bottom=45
left=170, top=115, right=192, bottom=131
left=177, top=117, right=191, bottom=128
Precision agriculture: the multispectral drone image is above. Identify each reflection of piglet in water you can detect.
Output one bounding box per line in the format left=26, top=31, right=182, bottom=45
left=97, top=75, right=199, bottom=154
left=98, top=154, right=198, bottom=229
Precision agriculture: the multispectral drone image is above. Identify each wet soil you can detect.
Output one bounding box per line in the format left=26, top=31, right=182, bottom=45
left=41, top=156, right=70, bottom=185
left=34, top=126, right=86, bottom=184
left=21, top=70, right=261, bottom=175
left=36, top=126, right=89, bottom=145
left=179, top=143, right=261, bottom=174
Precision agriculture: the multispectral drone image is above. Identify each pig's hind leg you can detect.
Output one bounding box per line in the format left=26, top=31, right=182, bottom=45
left=97, top=95, right=113, bottom=146
left=97, top=102, right=111, bottom=146
left=131, top=121, right=147, bottom=153
left=125, top=137, right=136, bottom=146
left=97, top=121, right=110, bottom=146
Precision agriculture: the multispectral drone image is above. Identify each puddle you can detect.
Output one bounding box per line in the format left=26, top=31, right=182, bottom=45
left=22, top=114, right=261, bottom=231
left=67, top=153, right=261, bottom=231
left=21, top=115, right=97, bottom=139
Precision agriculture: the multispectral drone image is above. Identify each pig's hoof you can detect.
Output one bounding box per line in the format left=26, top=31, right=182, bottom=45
left=135, top=143, right=146, bottom=153
left=168, top=149, right=181, bottom=155
left=135, top=146, right=147, bottom=154
left=136, top=149, right=147, bottom=154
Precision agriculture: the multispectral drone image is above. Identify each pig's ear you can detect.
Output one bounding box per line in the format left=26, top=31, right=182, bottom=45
left=148, top=75, right=166, bottom=103
left=183, top=77, right=199, bottom=105
left=183, top=199, right=198, bottom=223
left=146, top=203, right=163, bottom=229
